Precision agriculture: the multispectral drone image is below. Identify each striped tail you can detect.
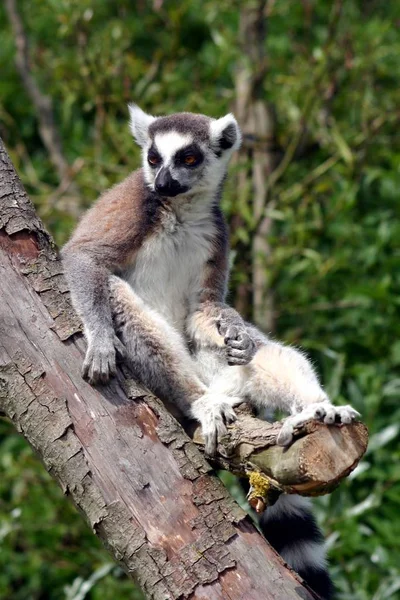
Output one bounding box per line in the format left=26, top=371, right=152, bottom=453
left=259, top=495, right=335, bottom=599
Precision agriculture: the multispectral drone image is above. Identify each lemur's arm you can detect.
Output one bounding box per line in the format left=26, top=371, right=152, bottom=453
left=188, top=207, right=256, bottom=365
left=62, top=249, right=124, bottom=383
left=62, top=170, right=157, bottom=383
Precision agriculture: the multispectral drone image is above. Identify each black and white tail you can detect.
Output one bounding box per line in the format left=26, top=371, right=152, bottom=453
left=259, top=495, right=335, bottom=599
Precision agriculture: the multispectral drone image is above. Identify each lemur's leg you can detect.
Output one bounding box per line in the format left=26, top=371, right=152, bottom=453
left=109, top=276, right=239, bottom=454
left=246, top=327, right=359, bottom=444
left=197, top=325, right=359, bottom=446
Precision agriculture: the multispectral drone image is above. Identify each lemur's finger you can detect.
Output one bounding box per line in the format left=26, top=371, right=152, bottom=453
left=236, top=331, right=250, bottom=341
left=86, top=361, right=101, bottom=385
left=224, top=325, right=240, bottom=342
left=82, top=348, right=94, bottom=381
left=82, top=361, right=90, bottom=381
left=227, top=347, right=249, bottom=358
left=99, top=369, right=110, bottom=385
left=227, top=357, right=250, bottom=366
left=92, top=361, right=103, bottom=384
left=226, top=338, right=250, bottom=349
left=88, top=364, right=100, bottom=385
left=101, top=357, right=115, bottom=383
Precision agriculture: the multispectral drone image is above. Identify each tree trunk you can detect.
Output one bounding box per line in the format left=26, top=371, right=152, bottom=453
left=4, top=0, right=81, bottom=217
left=0, top=138, right=320, bottom=600
left=4, top=0, right=70, bottom=182
left=234, top=0, right=279, bottom=332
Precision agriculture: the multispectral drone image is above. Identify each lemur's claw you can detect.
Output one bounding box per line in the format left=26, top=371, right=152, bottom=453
left=277, top=401, right=361, bottom=447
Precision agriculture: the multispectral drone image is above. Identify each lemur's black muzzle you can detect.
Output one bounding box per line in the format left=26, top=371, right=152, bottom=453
left=155, top=168, right=188, bottom=197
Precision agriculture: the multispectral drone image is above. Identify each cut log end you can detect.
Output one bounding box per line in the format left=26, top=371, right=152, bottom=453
left=193, top=415, right=368, bottom=498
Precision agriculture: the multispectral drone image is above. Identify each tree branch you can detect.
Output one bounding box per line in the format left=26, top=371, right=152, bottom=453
left=234, top=0, right=277, bottom=331
left=4, top=0, right=75, bottom=188
left=0, top=136, right=321, bottom=600
left=192, top=408, right=367, bottom=500
left=252, top=0, right=345, bottom=238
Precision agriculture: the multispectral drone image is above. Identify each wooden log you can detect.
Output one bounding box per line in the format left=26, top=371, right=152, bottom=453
left=192, top=408, right=368, bottom=498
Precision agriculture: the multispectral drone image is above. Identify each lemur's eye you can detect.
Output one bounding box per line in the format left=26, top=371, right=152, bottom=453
left=184, top=155, right=197, bottom=166
left=148, top=154, right=161, bottom=166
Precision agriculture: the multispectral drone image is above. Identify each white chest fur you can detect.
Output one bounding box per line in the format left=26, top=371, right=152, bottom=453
left=125, top=203, right=215, bottom=332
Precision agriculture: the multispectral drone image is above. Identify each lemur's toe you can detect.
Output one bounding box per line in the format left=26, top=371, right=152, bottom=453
left=337, top=405, right=360, bottom=424
left=323, top=405, right=336, bottom=424
left=222, top=406, right=237, bottom=425
left=204, top=431, right=218, bottom=457
left=312, top=403, right=328, bottom=420
left=277, top=423, right=294, bottom=446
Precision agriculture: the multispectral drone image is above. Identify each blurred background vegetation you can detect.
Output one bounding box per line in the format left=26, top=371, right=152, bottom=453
left=1, top=0, right=400, bottom=598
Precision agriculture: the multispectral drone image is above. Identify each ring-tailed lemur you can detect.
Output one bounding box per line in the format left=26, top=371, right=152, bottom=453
left=62, top=105, right=359, bottom=599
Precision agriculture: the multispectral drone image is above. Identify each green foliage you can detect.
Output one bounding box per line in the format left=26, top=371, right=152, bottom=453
left=1, top=0, right=399, bottom=598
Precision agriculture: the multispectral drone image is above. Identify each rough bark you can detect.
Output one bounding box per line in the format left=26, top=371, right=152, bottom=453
left=0, top=138, right=322, bottom=599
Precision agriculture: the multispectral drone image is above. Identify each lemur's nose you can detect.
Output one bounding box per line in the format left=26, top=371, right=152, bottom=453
left=155, top=168, right=187, bottom=197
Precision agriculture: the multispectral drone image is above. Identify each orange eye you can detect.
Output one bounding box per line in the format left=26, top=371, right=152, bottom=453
left=184, top=155, right=197, bottom=166
left=148, top=154, right=160, bottom=166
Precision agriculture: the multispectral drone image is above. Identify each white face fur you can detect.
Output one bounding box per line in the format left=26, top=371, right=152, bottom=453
left=128, top=104, right=242, bottom=199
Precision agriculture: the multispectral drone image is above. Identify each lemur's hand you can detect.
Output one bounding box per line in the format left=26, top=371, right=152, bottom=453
left=217, top=308, right=256, bottom=366
left=277, top=401, right=361, bottom=446
left=82, top=332, right=126, bottom=385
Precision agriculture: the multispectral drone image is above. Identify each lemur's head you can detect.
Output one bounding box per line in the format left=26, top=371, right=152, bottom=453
left=128, top=104, right=241, bottom=198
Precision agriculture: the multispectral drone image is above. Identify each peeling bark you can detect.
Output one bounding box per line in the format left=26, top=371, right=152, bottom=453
left=0, top=137, right=320, bottom=599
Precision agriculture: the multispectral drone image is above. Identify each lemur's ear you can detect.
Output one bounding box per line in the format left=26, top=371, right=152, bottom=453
left=128, top=104, right=156, bottom=147
left=210, top=114, right=242, bottom=155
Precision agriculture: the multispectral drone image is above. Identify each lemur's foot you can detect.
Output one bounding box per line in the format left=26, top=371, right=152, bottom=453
left=191, top=394, right=239, bottom=456
left=277, top=401, right=360, bottom=446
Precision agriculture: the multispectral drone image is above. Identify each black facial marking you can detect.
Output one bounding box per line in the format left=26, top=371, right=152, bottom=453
left=174, top=143, right=204, bottom=168
left=147, top=144, right=162, bottom=168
